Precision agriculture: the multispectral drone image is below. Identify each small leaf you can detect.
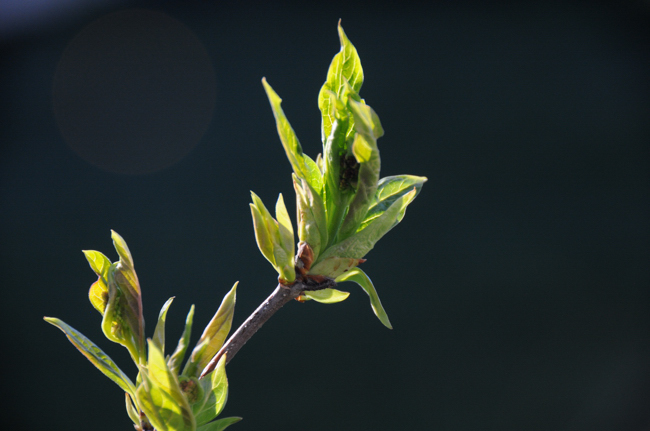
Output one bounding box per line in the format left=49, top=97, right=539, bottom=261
left=318, top=22, right=364, bottom=144
left=275, top=193, right=294, bottom=256
left=193, top=355, right=229, bottom=426
left=262, top=78, right=321, bottom=192
left=250, top=201, right=275, bottom=266
left=137, top=340, right=195, bottom=431
left=302, top=288, right=350, bottom=304
left=335, top=268, right=392, bottom=329
left=83, top=250, right=111, bottom=277
left=84, top=250, right=111, bottom=315
left=168, top=305, right=195, bottom=375
left=101, top=231, right=146, bottom=364
left=359, top=175, right=427, bottom=231
left=153, top=297, right=175, bottom=355
left=184, top=284, right=237, bottom=378
left=125, top=392, right=140, bottom=425
left=197, top=417, right=242, bottom=431
left=44, top=317, right=136, bottom=397
left=293, top=176, right=328, bottom=262
left=319, top=188, right=417, bottom=260
left=308, top=256, right=363, bottom=279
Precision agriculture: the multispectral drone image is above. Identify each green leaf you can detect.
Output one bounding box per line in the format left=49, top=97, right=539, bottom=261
left=319, top=188, right=417, bottom=261
left=250, top=193, right=296, bottom=283
left=153, top=297, right=174, bottom=355
left=335, top=268, right=392, bottom=329
left=308, top=256, right=364, bottom=279
left=184, top=283, right=237, bottom=378
left=197, top=417, right=242, bottom=431
left=318, top=22, right=364, bottom=144
left=275, top=193, right=294, bottom=257
left=125, top=392, right=141, bottom=425
left=168, top=305, right=195, bottom=375
left=359, top=175, right=427, bottom=231
left=302, top=288, right=350, bottom=304
left=137, top=340, right=196, bottom=431
left=262, top=78, right=321, bottom=192
left=101, top=231, right=146, bottom=364
left=293, top=175, right=328, bottom=262
left=84, top=250, right=111, bottom=315
left=193, top=355, right=229, bottom=426
left=337, top=101, right=383, bottom=240
left=44, top=317, right=136, bottom=397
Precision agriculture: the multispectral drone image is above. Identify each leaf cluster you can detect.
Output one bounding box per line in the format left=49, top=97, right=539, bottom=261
left=253, top=22, right=426, bottom=327
left=45, top=231, right=241, bottom=431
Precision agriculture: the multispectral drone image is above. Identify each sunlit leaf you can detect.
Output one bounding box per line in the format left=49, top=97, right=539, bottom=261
left=44, top=317, right=136, bottom=397
left=197, top=417, right=242, bottom=431
left=337, top=101, right=383, bottom=240
left=193, top=355, right=229, bottom=426
left=168, top=305, right=195, bottom=375
left=262, top=78, right=321, bottom=192
left=318, top=22, right=364, bottom=144
left=320, top=188, right=417, bottom=261
left=125, top=392, right=140, bottom=426
left=302, top=288, right=350, bottom=304
left=184, top=284, right=237, bottom=378
left=153, top=297, right=174, bottom=355
left=293, top=176, right=328, bottom=262
left=84, top=250, right=111, bottom=315
left=359, top=175, right=427, bottom=231
left=137, top=340, right=195, bottom=431
left=335, top=268, right=392, bottom=329
left=101, top=231, right=146, bottom=364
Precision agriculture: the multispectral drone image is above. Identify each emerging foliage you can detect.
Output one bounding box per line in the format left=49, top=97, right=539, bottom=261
left=45, top=233, right=240, bottom=431
left=257, top=22, right=426, bottom=326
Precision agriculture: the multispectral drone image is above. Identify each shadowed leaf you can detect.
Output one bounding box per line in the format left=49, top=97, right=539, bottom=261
left=335, top=268, right=392, bottom=329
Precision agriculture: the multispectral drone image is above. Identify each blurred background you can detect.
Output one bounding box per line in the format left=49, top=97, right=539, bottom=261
left=1, top=1, right=649, bottom=430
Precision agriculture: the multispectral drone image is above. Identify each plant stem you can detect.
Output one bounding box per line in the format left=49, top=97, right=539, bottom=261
left=199, top=278, right=335, bottom=378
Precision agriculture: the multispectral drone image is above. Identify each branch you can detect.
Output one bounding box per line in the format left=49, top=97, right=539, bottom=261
left=199, top=277, right=336, bottom=379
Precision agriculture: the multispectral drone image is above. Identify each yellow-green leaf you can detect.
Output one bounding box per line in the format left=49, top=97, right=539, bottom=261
left=302, top=288, right=350, bottom=304
left=138, top=340, right=195, bottom=431
left=335, top=268, right=392, bottom=329
left=44, top=317, right=136, bottom=397
left=153, top=297, right=174, bottom=355
left=168, top=305, right=195, bottom=375
left=308, top=256, right=363, bottom=279
left=193, top=355, right=229, bottom=426
left=184, top=283, right=237, bottom=378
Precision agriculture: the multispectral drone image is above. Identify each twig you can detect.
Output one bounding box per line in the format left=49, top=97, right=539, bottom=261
left=199, top=277, right=336, bottom=379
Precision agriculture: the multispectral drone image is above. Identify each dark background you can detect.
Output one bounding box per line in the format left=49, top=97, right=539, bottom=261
left=1, top=1, right=649, bottom=430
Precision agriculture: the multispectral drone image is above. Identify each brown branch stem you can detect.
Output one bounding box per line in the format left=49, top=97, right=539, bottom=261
left=199, top=277, right=335, bottom=379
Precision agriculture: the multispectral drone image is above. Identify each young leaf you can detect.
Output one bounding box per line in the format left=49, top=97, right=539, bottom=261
left=184, top=283, right=237, bottom=378
left=197, top=417, right=242, bottom=431
left=44, top=317, right=136, bottom=397
left=335, top=268, right=392, bottom=329
left=318, top=22, right=364, bottom=144
left=319, top=188, right=417, bottom=260
left=153, top=297, right=175, bottom=355
left=101, top=231, right=146, bottom=364
left=125, top=393, right=141, bottom=426
left=359, top=175, right=427, bottom=231
left=337, top=101, right=383, bottom=240
left=84, top=250, right=111, bottom=315
left=193, top=355, right=229, bottom=426
left=137, top=340, right=195, bottom=431
left=168, top=305, right=195, bottom=375
left=293, top=176, right=328, bottom=262
left=302, top=288, right=350, bottom=304
left=250, top=193, right=296, bottom=283
left=262, top=78, right=321, bottom=192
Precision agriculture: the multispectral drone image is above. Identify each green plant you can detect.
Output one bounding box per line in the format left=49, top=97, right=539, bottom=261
left=46, top=22, right=425, bottom=431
